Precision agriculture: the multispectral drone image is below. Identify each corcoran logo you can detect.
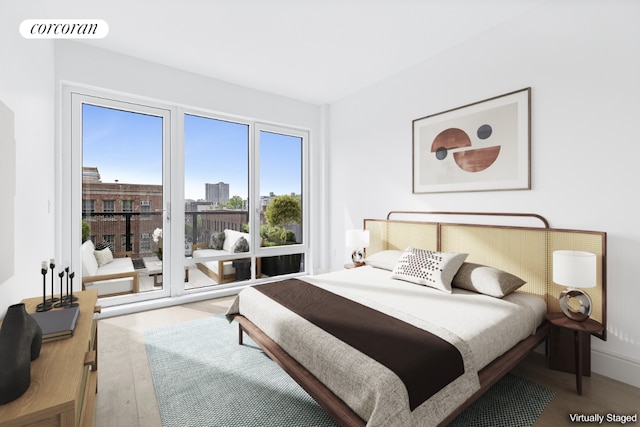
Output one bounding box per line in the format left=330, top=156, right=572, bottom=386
left=20, top=19, right=109, bottom=39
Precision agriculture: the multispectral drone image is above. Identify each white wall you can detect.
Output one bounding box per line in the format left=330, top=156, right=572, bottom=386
left=328, top=0, right=640, bottom=387
left=55, top=41, right=321, bottom=131
left=0, top=3, right=56, bottom=316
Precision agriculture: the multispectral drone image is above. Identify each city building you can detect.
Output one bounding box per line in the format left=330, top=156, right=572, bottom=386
left=205, top=182, right=229, bottom=207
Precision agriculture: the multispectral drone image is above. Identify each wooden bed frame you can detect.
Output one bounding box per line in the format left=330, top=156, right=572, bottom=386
left=230, top=212, right=607, bottom=426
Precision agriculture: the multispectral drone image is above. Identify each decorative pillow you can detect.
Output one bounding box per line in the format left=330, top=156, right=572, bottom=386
left=364, top=250, right=403, bottom=271
left=209, top=232, right=225, bottom=250
left=391, top=247, right=468, bottom=293
left=452, top=262, right=526, bottom=298
left=231, top=236, right=249, bottom=253
left=94, top=239, right=112, bottom=251
left=93, top=247, right=113, bottom=267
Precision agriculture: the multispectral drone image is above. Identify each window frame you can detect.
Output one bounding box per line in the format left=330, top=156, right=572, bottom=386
left=62, top=84, right=311, bottom=305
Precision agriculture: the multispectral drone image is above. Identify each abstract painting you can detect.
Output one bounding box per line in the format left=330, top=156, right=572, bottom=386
left=413, top=88, right=530, bottom=193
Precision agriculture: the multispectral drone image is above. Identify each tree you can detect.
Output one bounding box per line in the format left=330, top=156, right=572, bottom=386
left=227, top=195, right=244, bottom=209
left=82, top=220, right=90, bottom=242
left=265, top=195, right=301, bottom=227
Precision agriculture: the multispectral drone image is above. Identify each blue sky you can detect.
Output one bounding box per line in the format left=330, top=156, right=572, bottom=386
left=82, top=104, right=302, bottom=201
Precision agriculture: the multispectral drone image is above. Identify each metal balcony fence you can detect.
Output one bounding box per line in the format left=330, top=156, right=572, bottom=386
left=82, top=210, right=249, bottom=259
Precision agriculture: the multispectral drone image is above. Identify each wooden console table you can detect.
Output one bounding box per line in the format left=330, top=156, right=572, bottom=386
left=0, top=290, right=99, bottom=427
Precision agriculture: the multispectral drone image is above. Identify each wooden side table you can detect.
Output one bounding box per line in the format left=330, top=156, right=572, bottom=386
left=0, top=290, right=99, bottom=426
left=546, top=312, right=603, bottom=395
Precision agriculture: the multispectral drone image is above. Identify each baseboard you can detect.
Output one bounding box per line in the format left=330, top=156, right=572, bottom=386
left=592, top=348, right=640, bottom=389
left=531, top=340, right=640, bottom=390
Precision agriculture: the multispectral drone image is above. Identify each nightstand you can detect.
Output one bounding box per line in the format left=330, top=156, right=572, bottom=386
left=546, top=312, right=603, bottom=395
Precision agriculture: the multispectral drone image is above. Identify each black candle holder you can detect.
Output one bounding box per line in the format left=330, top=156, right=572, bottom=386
left=36, top=264, right=52, bottom=312
left=54, top=271, right=68, bottom=308
left=47, top=260, right=59, bottom=304
left=61, top=267, right=78, bottom=303
left=66, top=272, right=79, bottom=308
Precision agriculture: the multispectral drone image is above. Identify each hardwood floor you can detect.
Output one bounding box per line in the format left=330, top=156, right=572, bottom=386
left=94, top=296, right=640, bottom=426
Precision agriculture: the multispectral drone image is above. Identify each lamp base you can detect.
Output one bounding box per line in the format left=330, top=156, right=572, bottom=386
left=560, top=288, right=592, bottom=322
left=351, top=249, right=365, bottom=266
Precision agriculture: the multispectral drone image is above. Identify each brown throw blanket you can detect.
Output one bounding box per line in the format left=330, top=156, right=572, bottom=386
left=255, top=279, right=465, bottom=411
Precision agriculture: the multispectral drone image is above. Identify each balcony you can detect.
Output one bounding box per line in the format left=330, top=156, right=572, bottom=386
left=82, top=210, right=252, bottom=293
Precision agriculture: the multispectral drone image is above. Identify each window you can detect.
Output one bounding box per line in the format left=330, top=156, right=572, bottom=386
left=140, top=233, right=151, bottom=252
left=76, top=96, right=168, bottom=305
left=83, top=199, right=95, bottom=214
left=103, top=200, right=115, bottom=220
left=66, top=86, right=309, bottom=307
left=256, top=127, right=306, bottom=278
left=141, top=202, right=151, bottom=219
left=184, top=114, right=249, bottom=239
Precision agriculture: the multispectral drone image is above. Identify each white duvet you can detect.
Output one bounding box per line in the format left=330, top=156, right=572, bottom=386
left=227, top=266, right=545, bottom=426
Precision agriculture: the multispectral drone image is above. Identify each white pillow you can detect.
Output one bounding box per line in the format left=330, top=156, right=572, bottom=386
left=391, top=247, right=468, bottom=293
left=364, top=250, right=403, bottom=271
left=94, top=247, right=113, bottom=267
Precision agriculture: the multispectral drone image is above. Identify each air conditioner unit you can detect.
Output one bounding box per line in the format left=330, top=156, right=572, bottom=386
left=140, top=200, right=150, bottom=206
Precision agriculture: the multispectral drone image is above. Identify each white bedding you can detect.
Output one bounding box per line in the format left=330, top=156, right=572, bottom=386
left=303, top=266, right=546, bottom=371
left=227, top=266, right=546, bottom=426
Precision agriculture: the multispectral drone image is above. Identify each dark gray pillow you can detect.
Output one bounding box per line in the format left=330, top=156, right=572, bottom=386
left=231, top=236, right=249, bottom=253
left=209, top=232, right=225, bottom=250
left=452, top=262, right=526, bottom=298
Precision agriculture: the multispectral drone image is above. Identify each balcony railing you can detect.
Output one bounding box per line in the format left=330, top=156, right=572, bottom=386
left=82, top=210, right=249, bottom=259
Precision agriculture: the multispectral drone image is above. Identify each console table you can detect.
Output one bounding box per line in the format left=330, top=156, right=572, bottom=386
left=0, top=290, right=99, bottom=426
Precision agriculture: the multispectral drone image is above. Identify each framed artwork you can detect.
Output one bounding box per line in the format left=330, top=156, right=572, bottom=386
left=412, top=88, right=530, bottom=194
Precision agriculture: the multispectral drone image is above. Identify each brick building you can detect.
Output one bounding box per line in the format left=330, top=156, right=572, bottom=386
left=82, top=167, right=163, bottom=256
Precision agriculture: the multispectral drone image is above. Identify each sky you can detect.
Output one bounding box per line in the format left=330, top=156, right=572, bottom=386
left=82, top=104, right=302, bottom=201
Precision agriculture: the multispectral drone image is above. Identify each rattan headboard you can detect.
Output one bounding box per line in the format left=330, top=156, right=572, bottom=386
left=364, top=212, right=607, bottom=340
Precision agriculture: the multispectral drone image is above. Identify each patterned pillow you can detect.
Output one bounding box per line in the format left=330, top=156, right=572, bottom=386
left=231, top=236, right=249, bottom=253
left=391, top=247, right=468, bottom=293
left=452, top=262, right=526, bottom=298
left=93, top=247, right=113, bottom=267
left=209, top=232, right=225, bottom=250
left=94, top=239, right=112, bottom=252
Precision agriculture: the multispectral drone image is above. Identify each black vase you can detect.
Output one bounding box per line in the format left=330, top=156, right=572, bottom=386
left=0, top=303, right=43, bottom=405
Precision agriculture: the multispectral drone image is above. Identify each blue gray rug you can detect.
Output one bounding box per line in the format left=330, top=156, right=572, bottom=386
left=144, top=316, right=554, bottom=427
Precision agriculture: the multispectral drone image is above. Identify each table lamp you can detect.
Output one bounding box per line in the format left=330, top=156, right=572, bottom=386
left=553, top=250, right=596, bottom=322
left=346, top=229, right=370, bottom=266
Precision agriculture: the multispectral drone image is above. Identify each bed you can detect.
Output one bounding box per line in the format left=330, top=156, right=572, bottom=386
left=226, top=212, right=606, bottom=426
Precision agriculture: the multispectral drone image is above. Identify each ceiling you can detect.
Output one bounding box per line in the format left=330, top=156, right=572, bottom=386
left=39, top=0, right=545, bottom=104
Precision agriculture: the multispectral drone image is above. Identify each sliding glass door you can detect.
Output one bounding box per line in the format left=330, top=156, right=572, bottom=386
left=71, top=94, right=172, bottom=305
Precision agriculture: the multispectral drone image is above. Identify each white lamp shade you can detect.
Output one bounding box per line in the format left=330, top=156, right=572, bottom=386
left=553, top=250, right=596, bottom=289
left=345, top=229, right=370, bottom=248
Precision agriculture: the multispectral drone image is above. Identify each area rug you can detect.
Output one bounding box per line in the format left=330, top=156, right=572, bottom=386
left=144, top=316, right=554, bottom=427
